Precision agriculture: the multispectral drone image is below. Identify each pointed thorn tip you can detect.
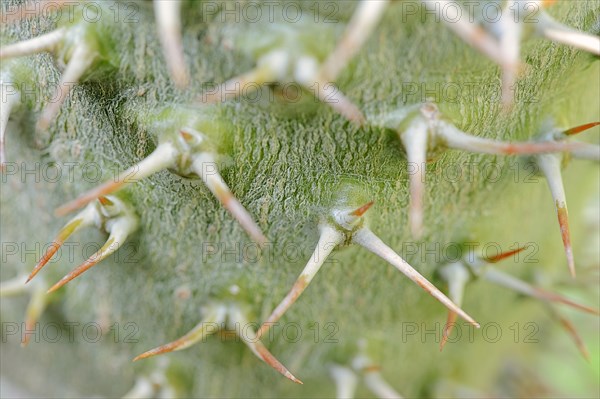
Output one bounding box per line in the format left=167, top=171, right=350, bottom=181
left=350, top=201, right=374, bottom=217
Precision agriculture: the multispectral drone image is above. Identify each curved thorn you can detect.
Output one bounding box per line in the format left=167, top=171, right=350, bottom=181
left=537, top=154, right=575, bottom=277
left=320, top=0, right=389, bottom=81
left=47, top=218, right=135, bottom=293
left=563, top=122, right=600, bottom=136
left=482, top=268, right=599, bottom=315
left=36, top=44, right=94, bottom=132
left=484, top=246, right=527, bottom=264
left=0, top=28, right=65, bottom=59
left=27, top=206, right=96, bottom=283
left=307, top=79, right=365, bottom=126
left=352, top=228, right=479, bottom=327
left=134, top=306, right=227, bottom=361
left=230, top=307, right=303, bottom=384
left=55, top=142, right=178, bottom=216
left=350, top=201, right=375, bottom=217
left=154, top=0, right=189, bottom=88
left=330, top=365, right=359, bottom=399
left=437, top=121, right=584, bottom=155
left=257, top=225, right=344, bottom=339
left=0, top=274, right=28, bottom=297
left=419, top=0, right=504, bottom=65
left=192, top=153, right=267, bottom=246
left=21, top=285, right=48, bottom=347
left=400, top=119, right=428, bottom=239
left=0, top=83, right=20, bottom=170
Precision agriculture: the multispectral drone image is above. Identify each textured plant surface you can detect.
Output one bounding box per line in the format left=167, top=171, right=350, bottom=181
left=1, top=0, right=599, bottom=398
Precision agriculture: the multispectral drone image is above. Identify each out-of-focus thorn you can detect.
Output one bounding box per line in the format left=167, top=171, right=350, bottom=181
left=437, top=261, right=470, bottom=350
left=484, top=246, right=527, bottom=264
left=320, top=0, right=389, bottom=81
left=0, top=81, right=20, bottom=170
left=0, top=28, right=65, bottom=59
left=154, top=0, right=189, bottom=88
left=0, top=274, right=28, bottom=297
left=482, top=267, right=599, bottom=315
left=547, top=306, right=590, bottom=361
left=330, top=364, right=359, bottom=399
left=21, top=285, right=49, bottom=347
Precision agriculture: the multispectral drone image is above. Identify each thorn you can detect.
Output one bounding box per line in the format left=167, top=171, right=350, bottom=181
left=191, top=152, right=268, bottom=246
left=320, top=0, right=389, bottom=81
left=563, top=122, right=600, bottom=136
left=257, top=225, right=344, bottom=339
left=0, top=28, right=66, bottom=59
left=21, top=285, right=48, bottom=347
left=362, top=368, right=403, bottom=399
left=27, top=208, right=94, bottom=283
left=547, top=307, right=590, bottom=361
left=536, top=154, right=575, bottom=277
left=484, top=246, right=527, bottom=263
left=541, top=22, right=600, bottom=56
left=36, top=44, right=94, bottom=132
left=154, top=0, right=189, bottom=88
left=134, top=306, right=227, bottom=361
left=353, top=355, right=403, bottom=398
left=569, top=143, right=600, bottom=161
left=418, top=0, right=504, bottom=65
left=47, top=212, right=138, bottom=292
left=0, top=274, right=28, bottom=297
left=230, top=307, right=303, bottom=384
left=349, top=201, right=374, bottom=217
left=352, top=228, right=479, bottom=327
left=307, top=79, right=365, bottom=126
left=55, top=142, right=178, bottom=216
left=330, top=365, right=359, bottom=399
left=199, top=68, right=270, bottom=104
left=499, top=3, right=523, bottom=109
left=437, top=261, right=470, bottom=350
left=400, top=118, right=429, bottom=239
left=0, top=83, right=20, bottom=169
left=437, top=120, right=585, bottom=155
left=482, top=268, right=599, bottom=315
left=440, top=311, right=458, bottom=351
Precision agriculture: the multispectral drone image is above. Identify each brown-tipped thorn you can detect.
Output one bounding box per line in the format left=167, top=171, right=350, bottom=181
left=352, top=228, right=480, bottom=327
left=482, top=268, right=599, bottom=315
left=27, top=217, right=86, bottom=283
left=563, top=122, right=600, bottom=136
left=56, top=142, right=178, bottom=216
left=232, top=307, right=303, bottom=384
left=547, top=306, right=590, bottom=361
left=257, top=225, right=344, bottom=339
left=192, top=153, right=267, bottom=246
left=350, top=201, right=374, bottom=217
left=537, top=154, right=575, bottom=277
left=440, top=311, right=458, bottom=351
left=21, top=286, right=48, bottom=347
left=484, top=246, right=527, bottom=264
left=47, top=235, right=119, bottom=293
left=134, top=306, right=226, bottom=361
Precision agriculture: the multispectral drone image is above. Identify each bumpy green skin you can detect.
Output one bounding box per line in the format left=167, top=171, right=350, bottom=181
left=1, top=0, right=599, bottom=397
